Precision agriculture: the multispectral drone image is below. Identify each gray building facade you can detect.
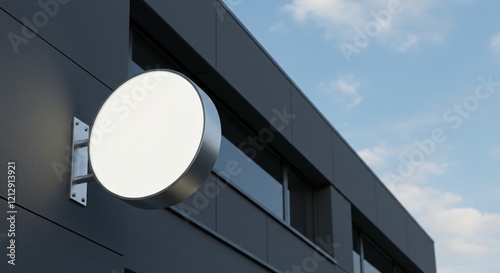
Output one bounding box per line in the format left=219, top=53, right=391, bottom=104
left=0, top=0, right=436, bottom=272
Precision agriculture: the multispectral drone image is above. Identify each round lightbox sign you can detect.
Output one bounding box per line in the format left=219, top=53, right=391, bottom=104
left=89, top=70, right=221, bottom=209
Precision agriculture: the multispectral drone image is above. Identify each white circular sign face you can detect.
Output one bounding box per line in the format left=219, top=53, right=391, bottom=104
left=89, top=70, right=221, bottom=209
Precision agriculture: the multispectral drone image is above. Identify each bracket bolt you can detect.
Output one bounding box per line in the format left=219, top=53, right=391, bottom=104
left=75, top=121, right=80, bottom=125
left=85, top=128, right=88, bottom=132
left=81, top=198, right=86, bottom=203
left=71, top=192, right=76, bottom=197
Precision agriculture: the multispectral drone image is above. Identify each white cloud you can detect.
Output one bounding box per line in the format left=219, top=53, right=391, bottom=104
left=387, top=112, right=442, bottom=133
left=320, top=75, right=362, bottom=108
left=423, top=207, right=500, bottom=260
left=491, top=146, right=500, bottom=157
left=440, top=268, right=459, bottom=273
left=490, top=34, right=500, bottom=55
left=416, top=161, right=447, bottom=176
left=383, top=168, right=500, bottom=262
left=396, top=33, right=418, bottom=52
left=357, top=142, right=500, bottom=273
left=358, top=143, right=448, bottom=184
left=358, top=145, right=392, bottom=169
left=283, top=0, right=451, bottom=52
left=270, top=21, right=288, bottom=33
left=283, top=0, right=367, bottom=33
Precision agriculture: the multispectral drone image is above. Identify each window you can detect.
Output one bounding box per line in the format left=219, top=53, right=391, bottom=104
left=130, top=27, right=180, bottom=75
left=353, top=228, right=409, bottom=273
left=213, top=106, right=318, bottom=235
left=353, top=229, right=362, bottom=273
left=363, top=237, right=392, bottom=273
left=212, top=109, right=319, bottom=240
left=394, top=267, right=406, bottom=273
left=130, top=25, right=319, bottom=243
left=213, top=116, right=284, bottom=219
left=287, top=168, right=315, bottom=241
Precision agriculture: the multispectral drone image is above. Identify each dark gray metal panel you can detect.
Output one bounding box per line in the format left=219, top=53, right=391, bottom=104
left=216, top=5, right=292, bottom=141
left=336, top=266, right=348, bottom=273
left=143, top=0, right=216, bottom=68
left=376, top=182, right=409, bottom=255
left=195, top=71, right=293, bottom=150
left=123, top=206, right=268, bottom=273
left=216, top=181, right=268, bottom=261
left=352, top=207, right=425, bottom=273
left=267, top=217, right=337, bottom=273
left=0, top=10, right=125, bottom=253
left=330, top=186, right=354, bottom=273
left=407, top=216, right=437, bottom=273
left=332, top=131, right=378, bottom=224
left=315, top=186, right=334, bottom=253
left=172, top=173, right=217, bottom=230
left=0, top=0, right=129, bottom=89
left=290, top=86, right=334, bottom=182
left=0, top=199, right=123, bottom=273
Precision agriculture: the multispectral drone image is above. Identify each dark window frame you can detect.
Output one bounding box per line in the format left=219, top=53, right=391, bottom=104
left=353, top=227, right=410, bottom=273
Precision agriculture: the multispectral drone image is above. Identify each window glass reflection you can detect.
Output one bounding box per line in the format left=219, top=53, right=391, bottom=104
left=363, top=237, right=392, bottom=273
left=394, top=266, right=406, bottom=273
left=353, top=250, right=362, bottom=273
left=288, top=169, right=315, bottom=240
left=353, top=229, right=362, bottom=273
left=129, top=61, right=144, bottom=77
left=214, top=137, right=283, bottom=219
left=363, top=261, right=382, bottom=273
left=132, top=29, right=179, bottom=71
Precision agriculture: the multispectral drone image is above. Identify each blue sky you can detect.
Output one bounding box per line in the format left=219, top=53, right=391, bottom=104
left=222, top=0, right=500, bottom=272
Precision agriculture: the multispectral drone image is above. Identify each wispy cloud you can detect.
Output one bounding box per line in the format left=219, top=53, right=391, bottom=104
left=358, top=142, right=500, bottom=273
left=359, top=143, right=448, bottom=184
left=491, top=146, right=500, bottom=158
left=270, top=21, right=288, bottom=33
left=320, top=75, right=362, bottom=108
left=490, top=33, right=500, bottom=55
left=283, top=0, right=367, bottom=34
left=358, top=143, right=393, bottom=169
left=396, top=33, right=418, bottom=52
left=282, top=0, right=453, bottom=52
